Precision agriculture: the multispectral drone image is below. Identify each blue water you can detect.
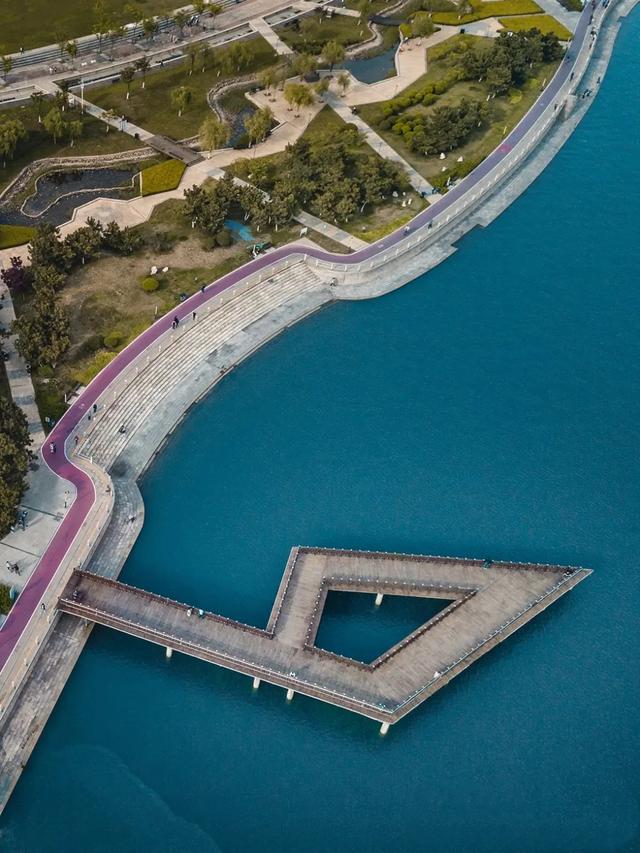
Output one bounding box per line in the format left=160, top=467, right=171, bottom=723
left=315, top=592, right=452, bottom=662
left=344, top=44, right=398, bottom=84
left=224, top=217, right=254, bottom=242
left=2, top=10, right=640, bottom=852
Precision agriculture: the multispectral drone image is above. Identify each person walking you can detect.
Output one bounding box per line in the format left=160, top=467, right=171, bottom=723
left=50, top=442, right=56, bottom=454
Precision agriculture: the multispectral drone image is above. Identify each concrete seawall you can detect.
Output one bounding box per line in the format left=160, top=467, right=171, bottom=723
left=0, top=0, right=636, bottom=812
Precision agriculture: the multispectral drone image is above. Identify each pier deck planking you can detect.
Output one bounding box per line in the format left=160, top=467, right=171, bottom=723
left=57, top=548, right=591, bottom=725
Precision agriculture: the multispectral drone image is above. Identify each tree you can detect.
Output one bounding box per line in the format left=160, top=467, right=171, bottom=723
left=134, top=56, right=150, bottom=88
left=108, top=25, right=125, bottom=54
left=1, top=55, right=12, bottom=82
left=13, top=281, right=70, bottom=369
left=0, top=118, right=27, bottom=167
left=102, top=221, right=142, bottom=254
left=30, top=91, right=47, bottom=124
left=0, top=257, right=33, bottom=293
left=258, top=68, right=277, bottom=96
left=100, top=108, right=118, bottom=131
left=65, top=40, right=78, bottom=62
left=337, top=72, right=351, bottom=97
left=28, top=223, right=73, bottom=272
left=411, top=12, right=436, bottom=38
left=245, top=107, right=273, bottom=147
left=321, top=40, right=345, bottom=72
left=186, top=43, right=199, bottom=76
left=142, top=17, right=158, bottom=42
left=199, top=115, right=231, bottom=156
left=293, top=53, right=316, bottom=78
left=43, top=107, right=65, bottom=144
left=314, top=77, right=330, bottom=98
left=93, top=0, right=112, bottom=52
left=171, top=86, right=192, bottom=117
left=173, top=10, right=189, bottom=35
left=0, top=397, right=31, bottom=537
left=120, top=65, right=135, bottom=99
left=486, top=62, right=512, bottom=95
left=66, top=119, right=83, bottom=147
left=64, top=222, right=103, bottom=265
left=284, top=82, right=315, bottom=116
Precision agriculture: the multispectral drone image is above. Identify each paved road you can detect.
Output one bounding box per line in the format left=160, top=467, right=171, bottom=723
left=0, top=0, right=601, bottom=672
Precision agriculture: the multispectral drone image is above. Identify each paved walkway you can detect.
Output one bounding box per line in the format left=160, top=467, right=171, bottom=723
left=249, top=17, right=294, bottom=55
left=531, top=0, right=581, bottom=32
left=293, top=211, right=369, bottom=250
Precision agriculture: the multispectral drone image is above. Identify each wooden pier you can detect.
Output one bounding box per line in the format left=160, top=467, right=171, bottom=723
left=58, top=548, right=590, bottom=728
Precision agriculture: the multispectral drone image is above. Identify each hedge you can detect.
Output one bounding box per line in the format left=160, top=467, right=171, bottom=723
left=432, top=0, right=542, bottom=24
left=0, top=224, right=37, bottom=250
left=0, top=584, right=15, bottom=615
left=140, top=159, right=187, bottom=197
left=498, top=14, right=573, bottom=39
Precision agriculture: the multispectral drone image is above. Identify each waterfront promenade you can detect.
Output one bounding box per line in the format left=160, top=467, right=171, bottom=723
left=0, top=0, right=624, bottom=811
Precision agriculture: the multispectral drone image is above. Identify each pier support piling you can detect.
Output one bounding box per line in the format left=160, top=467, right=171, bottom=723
left=253, top=677, right=261, bottom=689
left=165, top=647, right=173, bottom=659
left=286, top=688, right=294, bottom=701
left=375, top=593, right=384, bottom=606
left=380, top=722, right=390, bottom=735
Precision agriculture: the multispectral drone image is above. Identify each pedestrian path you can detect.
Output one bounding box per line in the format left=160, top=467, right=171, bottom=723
left=293, top=211, right=368, bottom=250
left=249, top=17, right=294, bottom=55
left=530, top=0, right=581, bottom=32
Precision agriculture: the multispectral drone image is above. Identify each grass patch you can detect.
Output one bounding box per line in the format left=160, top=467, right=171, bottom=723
left=343, top=204, right=422, bottom=242
left=0, top=0, right=182, bottom=52
left=432, top=0, right=542, bottom=24
left=87, top=36, right=278, bottom=139
left=498, top=14, right=573, bottom=38
left=0, top=584, right=15, bottom=615
left=0, top=101, right=144, bottom=194
left=277, top=12, right=374, bottom=54
left=140, top=158, right=186, bottom=196
left=0, top=224, right=36, bottom=250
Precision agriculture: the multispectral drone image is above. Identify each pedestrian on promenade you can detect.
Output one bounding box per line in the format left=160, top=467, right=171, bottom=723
left=41, top=603, right=46, bottom=612
left=119, top=424, right=126, bottom=434
left=192, top=311, right=197, bottom=321
left=74, top=435, right=79, bottom=447
left=174, top=315, right=180, bottom=327
left=50, top=442, right=56, bottom=454
left=93, top=403, right=98, bottom=413
left=200, top=285, right=205, bottom=294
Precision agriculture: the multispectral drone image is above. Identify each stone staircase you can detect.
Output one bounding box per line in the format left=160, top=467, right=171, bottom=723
left=78, top=260, right=326, bottom=471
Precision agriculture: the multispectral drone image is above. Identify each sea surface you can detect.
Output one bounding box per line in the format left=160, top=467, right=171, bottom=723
left=2, top=9, right=640, bottom=852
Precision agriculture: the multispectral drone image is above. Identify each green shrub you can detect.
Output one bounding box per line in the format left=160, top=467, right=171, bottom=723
left=140, top=276, right=160, bottom=293
left=140, top=159, right=187, bottom=197
left=0, top=584, right=14, bottom=615
left=215, top=228, right=233, bottom=247
left=0, top=225, right=36, bottom=250
left=103, top=330, right=124, bottom=348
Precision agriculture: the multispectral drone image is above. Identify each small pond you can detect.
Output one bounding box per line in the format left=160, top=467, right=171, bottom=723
left=343, top=44, right=398, bottom=84
left=224, top=218, right=254, bottom=241
left=0, top=166, right=137, bottom=228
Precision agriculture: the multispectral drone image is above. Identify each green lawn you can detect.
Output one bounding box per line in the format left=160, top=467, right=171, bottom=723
left=277, top=13, right=374, bottom=54
left=0, top=0, right=181, bottom=53
left=140, top=158, right=186, bottom=195
left=432, top=0, right=542, bottom=24
left=498, top=14, right=573, bottom=39
left=0, top=224, right=36, bottom=249
left=0, top=101, right=144, bottom=194
left=358, top=35, right=562, bottom=188
left=86, top=37, right=278, bottom=139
